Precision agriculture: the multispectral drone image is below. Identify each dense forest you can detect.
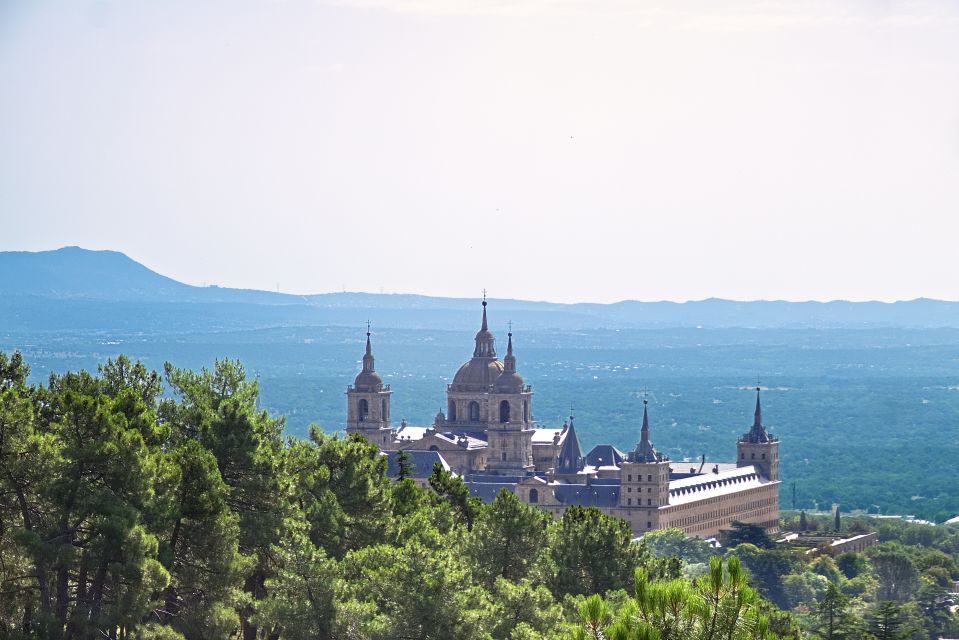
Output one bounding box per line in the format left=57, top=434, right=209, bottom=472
left=1, top=351, right=957, bottom=639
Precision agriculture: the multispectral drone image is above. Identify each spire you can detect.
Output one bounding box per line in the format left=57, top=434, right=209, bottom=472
left=503, top=330, right=516, bottom=372
left=753, top=386, right=762, bottom=428
left=472, top=296, right=496, bottom=358
left=362, top=325, right=375, bottom=373
left=352, top=322, right=384, bottom=392
left=556, top=417, right=584, bottom=474
left=742, top=386, right=772, bottom=443
left=631, top=398, right=664, bottom=463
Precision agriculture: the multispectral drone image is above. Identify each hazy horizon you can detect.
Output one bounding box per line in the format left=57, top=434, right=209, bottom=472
left=3, top=0, right=958, bottom=303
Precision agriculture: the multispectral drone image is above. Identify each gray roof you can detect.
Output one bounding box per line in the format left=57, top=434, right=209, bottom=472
left=553, top=483, right=620, bottom=508
left=466, top=481, right=517, bottom=502
left=384, top=450, right=448, bottom=479
left=585, top=444, right=625, bottom=468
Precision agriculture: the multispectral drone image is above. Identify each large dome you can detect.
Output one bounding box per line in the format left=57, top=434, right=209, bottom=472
left=451, top=358, right=504, bottom=391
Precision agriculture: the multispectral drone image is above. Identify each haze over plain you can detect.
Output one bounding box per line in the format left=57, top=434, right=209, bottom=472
left=2, top=0, right=959, bottom=303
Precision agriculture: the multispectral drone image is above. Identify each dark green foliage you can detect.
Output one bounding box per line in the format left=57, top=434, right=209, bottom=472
left=835, top=552, right=868, bottom=579
left=815, top=582, right=853, bottom=640
left=548, top=506, right=641, bottom=597
left=396, top=448, right=413, bottom=480
left=722, top=521, right=775, bottom=549
left=469, top=489, right=551, bottom=587
left=865, top=601, right=914, bottom=640
left=428, top=461, right=481, bottom=530
left=732, top=545, right=799, bottom=609
left=869, top=548, right=920, bottom=602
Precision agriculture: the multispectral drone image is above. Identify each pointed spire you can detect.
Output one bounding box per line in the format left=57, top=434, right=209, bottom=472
left=741, top=386, right=772, bottom=443
left=556, top=417, right=584, bottom=474
left=632, top=398, right=664, bottom=463
left=503, top=330, right=516, bottom=372
left=753, top=386, right=762, bottom=428
left=362, top=322, right=375, bottom=372
left=472, top=296, right=496, bottom=358
left=352, top=323, right=384, bottom=391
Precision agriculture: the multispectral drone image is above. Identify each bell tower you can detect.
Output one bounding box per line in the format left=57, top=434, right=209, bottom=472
left=737, top=387, right=779, bottom=481
left=486, top=330, right=535, bottom=474
left=345, top=326, right=393, bottom=449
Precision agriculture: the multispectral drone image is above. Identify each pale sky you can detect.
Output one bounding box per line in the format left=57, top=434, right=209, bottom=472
left=2, top=0, right=958, bottom=303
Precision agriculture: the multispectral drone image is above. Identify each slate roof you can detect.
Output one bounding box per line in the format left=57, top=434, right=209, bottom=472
left=384, top=450, right=449, bottom=479
left=585, top=444, right=625, bottom=468
left=466, top=481, right=517, bottom=502
left=553, top=483, right=620, bottom=508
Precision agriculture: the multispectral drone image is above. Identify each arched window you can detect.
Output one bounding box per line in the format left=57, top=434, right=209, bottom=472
left=523, top=400, right=529, bottom=422
left=501, top=452, right=507, bottom=461
left=529, top=488, right=539, bottom=503
left=499, top=400, right=510, bottom=423
left=381, top=399, right=387, bottom=421
left=448, top=401, right=456, bottom=421
left=469, top=401, right=480, bottom=422
left=429, top=445, right=439, bottom=452
left=358, top=399, right=369, bottom=421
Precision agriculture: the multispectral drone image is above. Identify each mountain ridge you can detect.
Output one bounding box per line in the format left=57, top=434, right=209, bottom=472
left=2, top=246, right=959, bottom=328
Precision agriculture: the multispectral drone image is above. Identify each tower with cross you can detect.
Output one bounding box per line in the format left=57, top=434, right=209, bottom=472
left=345, top=322, right=394, bottom=448
left=486, top=316, right=535, bottom=474
left=736, top=386, right=780, bottom=481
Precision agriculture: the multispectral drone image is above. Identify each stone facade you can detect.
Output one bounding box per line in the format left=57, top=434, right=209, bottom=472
left=346, top=301, right=781, bottom=539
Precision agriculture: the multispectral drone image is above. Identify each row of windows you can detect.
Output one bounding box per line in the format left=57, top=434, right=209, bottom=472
left=740, top=451, right=776, bottom=460
left=668, top=497, right=777, bottom=528
left=626, top=486, right=659, bottom=494
left=448, top=399, right=530, bottom=423
left=626, top=473, right=667, bottom=482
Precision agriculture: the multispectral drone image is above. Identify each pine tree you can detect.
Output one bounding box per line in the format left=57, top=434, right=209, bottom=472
left=469, top=489, right=551, bottom=586
left=816, top=582, right=852, bottom=640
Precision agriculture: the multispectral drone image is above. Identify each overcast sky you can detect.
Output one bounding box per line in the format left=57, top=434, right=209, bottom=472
left=2, top=0, right=958, bottom=303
